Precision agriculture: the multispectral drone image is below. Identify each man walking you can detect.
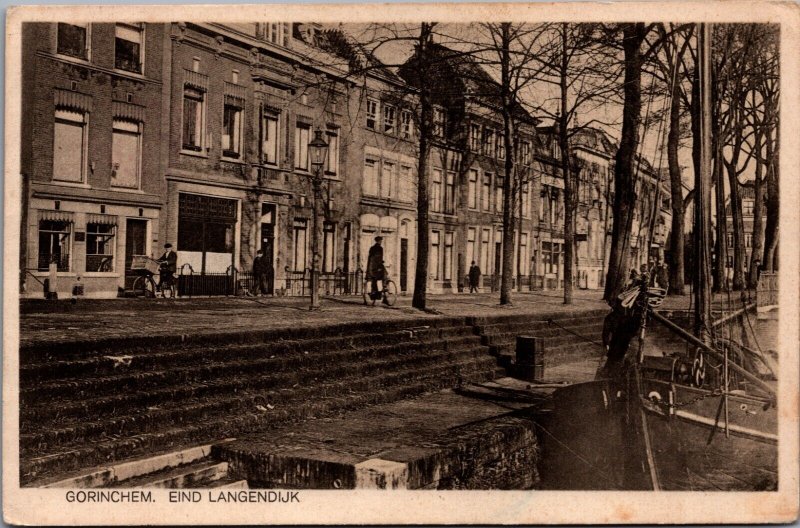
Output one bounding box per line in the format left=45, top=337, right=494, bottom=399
left=366, top=236, right=384, bottom=299
left=468, top=261, right=481, bottom=293
left=253, top=249, right=269, bottom=295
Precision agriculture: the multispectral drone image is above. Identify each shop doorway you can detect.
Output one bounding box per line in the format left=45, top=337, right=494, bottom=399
left=124, top=218, right=147, bottom=289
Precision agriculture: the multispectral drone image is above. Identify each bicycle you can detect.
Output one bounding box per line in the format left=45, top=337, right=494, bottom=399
left=130, top=255, right=176, bottom=298
left=363, top=266, right=398, bottom=307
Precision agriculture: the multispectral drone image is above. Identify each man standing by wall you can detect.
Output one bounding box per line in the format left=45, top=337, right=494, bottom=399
left=468, top=261, right=481, bottom=293
left=366, top=236, right=384, bottom=299
left=253, top=249, right=269, bottom=296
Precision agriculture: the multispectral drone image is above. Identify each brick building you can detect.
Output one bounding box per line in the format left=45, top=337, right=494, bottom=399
left=21, top=22, right=168, bottom=298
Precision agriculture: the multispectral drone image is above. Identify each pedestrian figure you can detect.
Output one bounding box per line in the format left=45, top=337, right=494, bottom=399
left=657, top=262, right=670, bottom=291
left=468, top=261, right=481, bottom=293
left=157, top=243, right=177, bottom=292
left=366, top=236, right=385, bottom=299
left=253, top=249, right=270, bottom=295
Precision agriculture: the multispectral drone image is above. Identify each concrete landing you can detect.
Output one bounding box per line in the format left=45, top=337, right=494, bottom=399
left=214, top=379, right=559, bottom=490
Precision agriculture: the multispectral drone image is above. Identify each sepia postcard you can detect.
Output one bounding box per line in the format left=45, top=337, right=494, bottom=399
left=3, top=2, right=799, bottom=524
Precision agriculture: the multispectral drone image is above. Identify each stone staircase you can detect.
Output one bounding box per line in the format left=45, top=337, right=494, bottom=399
left=21, top=317, right=496, bottom=486
left=470, top=309, right=609, bottom=377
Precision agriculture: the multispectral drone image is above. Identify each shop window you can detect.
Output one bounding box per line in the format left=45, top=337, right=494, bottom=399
left=294, top=123, right=310, bottom=171
left=260, top=110, right=279, bottom=165
left=366, top=99, right=378, bottom=130
left=115, top=23, right=143, bottom=73
left=323, top=222, right=336, bottom=273
left=182, top=86, right=205, bottom=151
left=222, top=100, right=243, bottom=158
left=383, top=105, right=396, bottom=134
left=363, top=158, right=378, bottom=196
left=401, top=110, right=413, bottom=139
left=38, top=220, right=71, bottom=271
left=57, top=23, right=89, bottom=59
left=112, top=120, right=141, bottom=189
left=53, top=108, right=86, bottom=183
left=325, top=127, right=339, bottom=175
left=480, top=228, right=490, bottom=272
left=86, top=222, right=115, bottom=272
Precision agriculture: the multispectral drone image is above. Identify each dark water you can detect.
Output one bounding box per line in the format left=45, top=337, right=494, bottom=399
left=752, top=316, right=779, bottom=352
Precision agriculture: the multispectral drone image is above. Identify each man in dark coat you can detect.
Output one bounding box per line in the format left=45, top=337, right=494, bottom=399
left=253, top=249, right=269, bottom=295
left=157, top=243, right=178, bottom=291
left=366, top=236, right=384, bottom=298
left=468, top=261, right=481, bottom=293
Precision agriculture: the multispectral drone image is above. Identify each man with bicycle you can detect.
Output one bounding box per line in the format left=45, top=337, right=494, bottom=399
left=366, top=236, right=385, bottom=301
left=157, top=243, right=177, bottom=294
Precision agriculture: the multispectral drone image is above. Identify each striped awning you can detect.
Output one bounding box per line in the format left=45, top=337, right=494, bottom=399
left=224, top=82, right=247, bottom=101
left=55, top=89, right=93, bottom=113
left=86, top=213, right=118, bottom=226
left=112, top=101, right=144, bottom=122
left=184, top=69, right=209, bottom=91
left=38, top=210, right=74, bottom=223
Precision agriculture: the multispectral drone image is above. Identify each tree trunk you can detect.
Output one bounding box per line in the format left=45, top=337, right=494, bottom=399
left=604, top=23, right=643, bottom=302
left=667, top=72, right=685, bottom=295
left=500, top=23, right=516, bottom=306
left=411, top=24, right=434, bottom=311
left=763, top=117, right=779, bottom=272
left=559, top=25, right=574, bottom=305
left=713, top=148, right=728, bottom=292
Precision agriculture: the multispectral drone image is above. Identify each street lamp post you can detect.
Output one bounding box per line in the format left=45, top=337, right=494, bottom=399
left=308, top=130, right=329, bottom=311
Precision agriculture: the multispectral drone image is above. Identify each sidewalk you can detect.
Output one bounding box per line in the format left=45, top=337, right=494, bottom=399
left=18, top=290, right=607, bottom=347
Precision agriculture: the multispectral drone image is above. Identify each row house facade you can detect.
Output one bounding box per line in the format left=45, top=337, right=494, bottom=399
left=21, top=22, right=168, bottom=298
left=724, top=182, right=766, bottom=277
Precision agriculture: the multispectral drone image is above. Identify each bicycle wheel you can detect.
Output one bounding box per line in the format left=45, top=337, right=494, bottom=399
left=363, top=281, right=375, bottom=306
left=132, top=275, right=156, bottom=298
left=383, top=280, right=398, bottom=306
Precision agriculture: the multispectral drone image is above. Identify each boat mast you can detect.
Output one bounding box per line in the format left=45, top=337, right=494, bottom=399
left=694, top=23, right=714, bottom=342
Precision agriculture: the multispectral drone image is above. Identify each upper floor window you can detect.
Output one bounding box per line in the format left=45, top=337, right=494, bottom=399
left=399, top=165, right=414, bottom=202
left=381, top=161, right=395, bottom=199
left=363, top=158, right=378, bottom=196
left=53, top=108, right=87, bottom=183
left=366, top=99, right=378, bottom=130
left=497, top=132, right=505, bottom=159
left=222, top=101, right=243, bottom=159
left=260, top=109, right=280, bottom=165
left=482, top=173, right=492, bottom=212
left=294, top=123, right=311, bottom=171
left=433, top=107, right=446, bottom=137
left=182, top=86, right=206, bottom=152
left=57, top=23, right=89, bottom=60
left=743, top=199, right=754, bottom=216
left=111, top=119, right=141, bottom=189
left=495, top=176, right=504, bottom=212
left=467, top=169, right=478, bottom=209
left=520, top=140, right=531, bottom=165
left=325, top=127, right=339, bottom=175
left=444, top=171, right=456, bottom=214
left=265, top=23, right=290, bottom=47
left=115, top=23, right=144, bottom=74
left=401, top=110, right=413, bottom=139
left=430, top=168, right=442, bottom=212
left=469, top=123, right=481, bottom=151
left=383, top=105, right=396, bottom=134
left=483, top=128, right=496, bottom=156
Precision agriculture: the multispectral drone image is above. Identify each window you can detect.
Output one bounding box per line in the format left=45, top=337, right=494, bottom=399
left=111, top=120, right=141, bottom=189
left=53, top=109, right=86, bottom=183
left=483, top=128, right=496, bottom=156
left=265, top=23, right=290, bottom=47
left=260, top=110, right=279, bottom=165
left=222, top=101, right=243, bottom=158
left=470, top=123, right=482, bottom=151
left=539, top=190, right=546, bottom=221
left=399, top=165, right=414, bottom=202
left=745, top=233, right=752, bottom=248
left=86, top=222, right=115, bottom=272
left=520, top=140, right=531, bottom=165
left=443, top=232, right=454, bottom=281
left=542, top=241, right=562, bottom=275
left=294, top=123, right=310, bottom=170
left=550, top=190, right=559, bottom=226
left=522, top=182, right=530, bottom=218
left=433, top=107, right=446, bottom=137
left=401, top=110, right=413, bottom=139
left=480, top=228, right=490, bottom=272
left=323, top=222, right=336, bottom=272
left=497, top=132, right=505, bottom=159
left=115, top=23, right=143, bottom=73
left=182, top=86, right=205, bottom=151
left=743, top=200, right=754, bottom=216
left=444, top=171, right=456, bottom=214
left=325, top=128, right=339, bottom=175
left=57, top=23, right=89, bottom=59
left=519, top=233, right=528, bottom=275
left=38, top=220, right=71, bottom=271
left=466, top=227, right=476, bottom=268
left=363, top=158, right=378, bottom=196
left=430, top=230, right=441, bottom=280
left=495, top=176, right=504, bottom=213
left=467, top=169, right=478, bottom=209
left=482, top=173, right=492, bottom=212
left=293, top=218, right=308, bottom=271
left=383, top=105, right=396, bottom=134
left=430, top=169, right=442, bottom=213
left=726, top=233, right=734, bottom=248
left=366, top=99, right=378, bottom=130
left=381, top=161, right=395, bottom=199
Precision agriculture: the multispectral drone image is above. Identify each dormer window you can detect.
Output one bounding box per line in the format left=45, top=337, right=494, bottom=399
left=115, top=23, right=144, bottom=74
left=264, top=23, right=290, bottom=47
